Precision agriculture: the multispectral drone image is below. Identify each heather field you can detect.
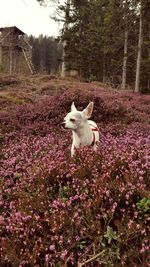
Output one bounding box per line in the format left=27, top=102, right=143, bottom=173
left=0, top=75, right=150, bottom=267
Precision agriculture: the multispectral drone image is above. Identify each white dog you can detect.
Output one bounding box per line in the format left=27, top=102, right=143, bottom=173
left=63, top=102, right=99, bottom=157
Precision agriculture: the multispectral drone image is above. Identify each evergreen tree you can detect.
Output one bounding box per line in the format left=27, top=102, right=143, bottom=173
left=135, top=2, right=143, bottom=93
left=36, top=0, right=150, bottom=92
left=29, top=35, right=62, bottom=74
left=140, top=0, right=150, bottom=92
left=31, top=37, right=41, bottom=72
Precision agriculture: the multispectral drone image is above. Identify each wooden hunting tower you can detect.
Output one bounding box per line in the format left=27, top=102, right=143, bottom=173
left=0, top=26, right=35, bottom=74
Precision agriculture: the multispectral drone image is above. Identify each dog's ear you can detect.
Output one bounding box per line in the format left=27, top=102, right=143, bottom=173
left=83, top=102, right=94, bottom=118
left=71, top=102, right=77, bottom=112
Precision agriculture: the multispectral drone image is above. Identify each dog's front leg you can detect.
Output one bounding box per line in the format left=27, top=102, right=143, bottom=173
left=93, top=144, right=97, bottom=152
left=71, top=144, right=75, bottom=157
left=71, top=143, right=79, bottom=157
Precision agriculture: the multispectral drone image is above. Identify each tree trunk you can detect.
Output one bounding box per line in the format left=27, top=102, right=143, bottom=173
left=135, top=7, right=143, bottom=93
left=103, top=46, right=106, bottom=83
left=61, top=40, right=67, bottom=77
left=61, top=0, right=70, bottom=77
left=121, top=29, right=128, bottom=90
left=0, top=46, right=2, bottom=66
left=9, top=45, right=13, bottom=75
left=147, top=32, right=150, bottom=91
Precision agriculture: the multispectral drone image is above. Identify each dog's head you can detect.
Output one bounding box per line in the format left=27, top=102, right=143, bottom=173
left=62, top=102, right=94, bottom=130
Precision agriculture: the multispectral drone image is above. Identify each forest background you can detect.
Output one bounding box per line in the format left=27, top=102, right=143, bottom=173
left=32, top=0, right=150, bottom=93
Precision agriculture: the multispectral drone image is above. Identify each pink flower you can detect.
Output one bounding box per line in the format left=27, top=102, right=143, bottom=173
left=60, top=250, right=67, bottom=260
left=49, top=245, right=55, bottom=251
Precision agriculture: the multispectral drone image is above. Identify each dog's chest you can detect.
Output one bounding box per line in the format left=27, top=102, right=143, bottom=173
left=73, top=130, right=93, bottom=147
left=81, top=133, right=93, bottom=146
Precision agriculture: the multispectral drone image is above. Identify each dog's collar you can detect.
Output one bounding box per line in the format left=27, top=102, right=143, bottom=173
left=89, top=124, right=99, bottom=146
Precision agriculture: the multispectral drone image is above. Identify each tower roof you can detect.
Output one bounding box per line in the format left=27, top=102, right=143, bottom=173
left=0, top=26, right=25, bottom=35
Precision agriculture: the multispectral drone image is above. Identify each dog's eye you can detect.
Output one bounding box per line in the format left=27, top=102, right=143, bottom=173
left=70, top=118, right=75, bottom=122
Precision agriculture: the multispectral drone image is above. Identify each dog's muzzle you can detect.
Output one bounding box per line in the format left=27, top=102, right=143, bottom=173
left=60, top=121, right=66, bottom=129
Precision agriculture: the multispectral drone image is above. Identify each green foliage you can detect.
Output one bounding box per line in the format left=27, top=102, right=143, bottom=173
left=137, top=197, right=150, bottom=214
left=104, top=226, right=118, bottom=244
left=60, top=0, right=150, bottom=92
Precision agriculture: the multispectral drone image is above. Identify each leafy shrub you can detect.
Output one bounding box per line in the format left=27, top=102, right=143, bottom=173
left=137, top=198, right=150, bottom=214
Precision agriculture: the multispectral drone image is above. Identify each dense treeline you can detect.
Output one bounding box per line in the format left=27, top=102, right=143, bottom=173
left=37, top=0, right=150, bottom=92
left=29, top=35, right=63, bottom=74
left=53, top=0, right=148, bottom=93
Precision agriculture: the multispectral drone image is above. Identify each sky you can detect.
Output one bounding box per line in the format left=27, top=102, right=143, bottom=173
left=0, top=0, right=64, bottom=37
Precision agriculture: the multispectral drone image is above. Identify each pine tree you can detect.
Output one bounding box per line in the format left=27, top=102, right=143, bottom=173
left=61, top=0, right=71, bottom=77
left=103, top=0, right=124, bottom=85
left=37, top=0, right=150, bottom=92
left=29, top=35, right=61, bottom=74
left=135, top=3, right=143, bottom=93
left=140, top=0, right=150, bottom=93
